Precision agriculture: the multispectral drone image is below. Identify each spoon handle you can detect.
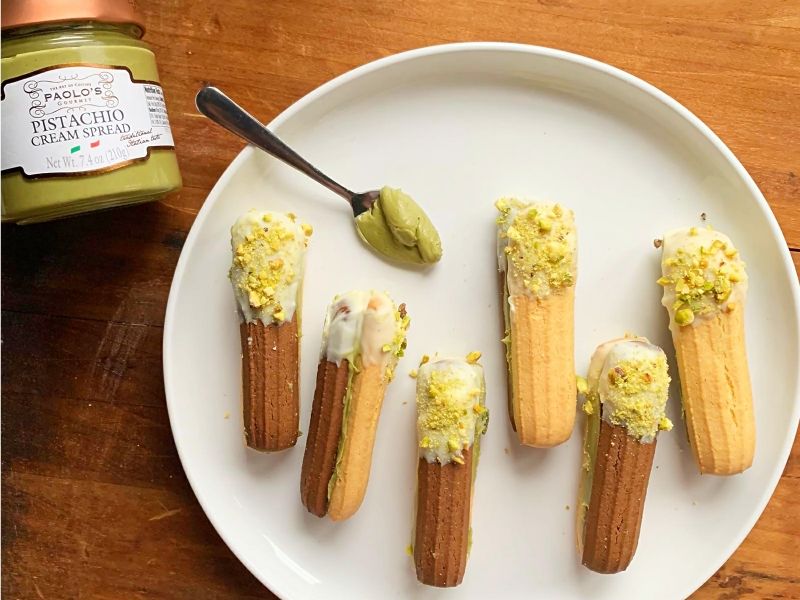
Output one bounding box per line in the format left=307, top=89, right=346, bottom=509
left=195, top=86, right=354, bottom=202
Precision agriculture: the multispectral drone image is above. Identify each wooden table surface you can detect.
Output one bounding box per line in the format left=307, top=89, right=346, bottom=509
left=3, top=1, right=799, bottom=598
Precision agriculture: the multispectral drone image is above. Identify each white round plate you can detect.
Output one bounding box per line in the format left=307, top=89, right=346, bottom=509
left=164, top=43, right=800, bottom=600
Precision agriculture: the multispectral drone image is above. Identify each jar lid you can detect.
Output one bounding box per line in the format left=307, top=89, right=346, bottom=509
left=1, top=0, right=145, bottom=35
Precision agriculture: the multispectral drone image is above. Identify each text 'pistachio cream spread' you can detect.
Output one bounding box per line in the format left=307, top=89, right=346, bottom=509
left=1, top=0, right=181, bottom=223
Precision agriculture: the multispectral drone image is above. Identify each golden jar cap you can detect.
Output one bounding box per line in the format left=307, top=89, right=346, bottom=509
left=1, top=0, right=145, bottom=34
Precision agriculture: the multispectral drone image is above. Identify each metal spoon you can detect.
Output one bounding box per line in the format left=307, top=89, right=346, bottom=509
left=195, top=85, right=379, bottom=216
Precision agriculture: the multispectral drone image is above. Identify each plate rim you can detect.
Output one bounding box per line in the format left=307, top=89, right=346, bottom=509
left=163, top=41, right=800, bottom=599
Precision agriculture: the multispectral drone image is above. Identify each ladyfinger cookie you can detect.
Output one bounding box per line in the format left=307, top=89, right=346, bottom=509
left=229, top=210, right=312, bottom=452
left=576, top=337, right=672, bottom=574
left=658, top=227, right=754, bottom=475
left=300, top=291, right=409, bottom=520
left=413, top=354, right=488, bottom=587
left=496, top=199, right=577, bottom=447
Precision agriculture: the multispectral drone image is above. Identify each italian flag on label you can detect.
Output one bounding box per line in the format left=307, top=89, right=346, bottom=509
left=70, top=140, right=101, bottom=153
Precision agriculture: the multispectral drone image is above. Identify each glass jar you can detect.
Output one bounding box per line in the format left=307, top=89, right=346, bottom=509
left=1, top=0, right=182, bottom=224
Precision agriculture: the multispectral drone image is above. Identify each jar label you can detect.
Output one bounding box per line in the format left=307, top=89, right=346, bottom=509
left=1, top=65, right=176, bottom=178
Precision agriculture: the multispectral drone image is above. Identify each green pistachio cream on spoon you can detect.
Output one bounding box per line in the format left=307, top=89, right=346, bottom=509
left=355, top=187, right=443, bottom=265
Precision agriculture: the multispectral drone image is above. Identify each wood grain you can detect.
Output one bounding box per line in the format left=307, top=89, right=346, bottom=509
left=2, top=1, right=798, bottom=598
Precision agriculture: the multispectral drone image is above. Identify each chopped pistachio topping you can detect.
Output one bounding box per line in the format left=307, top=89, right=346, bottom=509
left=675, top=307, right=694, bottom=326
left=581, top=399, right=594, bottom=415
left=466, top=350, right=481, bottom=364
left=229, top=210, right=310, bottom=324
left=496, top=198, right=576, bottom=297
left=416, top=358, right=488, bottom=464
left=384, top=303, right=410, bottom=382
left=385, top=303, right=410, bottom=361
left=576, top=375, right=589, bottom=395
left=599, top=347, right=672, bottom=442
left=233, top=223, right=295, bottom=313
left=660, top=227, right=747, bottom=329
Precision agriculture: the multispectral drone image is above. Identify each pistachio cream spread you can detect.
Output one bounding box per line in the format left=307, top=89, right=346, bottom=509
left=659, top=227, right=747, bottom=330
left=354, top=186, right=442, bottom=265
left=1, top=4, right=181, bottom=223
left=229, top=210, right=312, bottom=325
left=496, top=198, right=577, bottom=297
left=416, top=356, right=488, bottom=465
left=321, top=290, right=410, bottom=381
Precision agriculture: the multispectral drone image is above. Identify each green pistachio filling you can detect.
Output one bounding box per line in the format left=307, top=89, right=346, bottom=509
left=327, top=360, right=358, bottom=501
left=501, top=278, right=514, bottom=430
left=576, top=387, right=601, bottom=552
